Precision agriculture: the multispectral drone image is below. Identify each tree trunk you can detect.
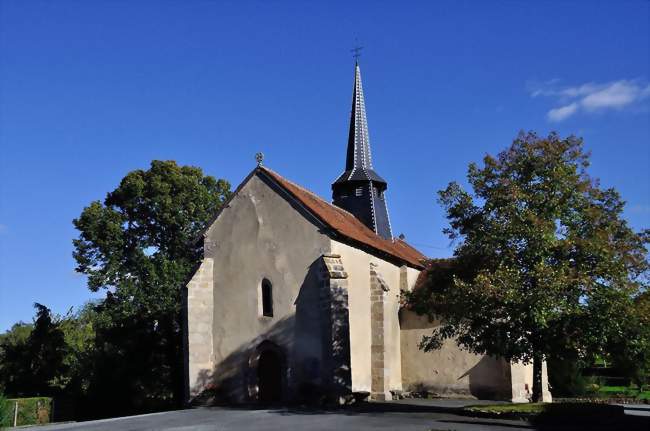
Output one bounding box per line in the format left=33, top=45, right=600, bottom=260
left=531, top=352, right=543, bottom=402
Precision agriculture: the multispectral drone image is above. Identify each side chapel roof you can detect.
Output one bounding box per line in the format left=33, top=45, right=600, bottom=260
left=258, top=166, right=426, bottom=269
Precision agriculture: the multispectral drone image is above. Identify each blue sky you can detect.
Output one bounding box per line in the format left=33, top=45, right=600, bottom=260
left=1, top=0, right=648, bottom=331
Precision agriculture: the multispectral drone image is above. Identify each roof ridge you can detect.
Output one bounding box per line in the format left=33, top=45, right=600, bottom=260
left=258, top=166, right=426, bottom=269
left=260, top=166, right=359, bottom=219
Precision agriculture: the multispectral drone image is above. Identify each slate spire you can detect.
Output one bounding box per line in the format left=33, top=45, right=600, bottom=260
left=332, top=62, right=393, bottom=240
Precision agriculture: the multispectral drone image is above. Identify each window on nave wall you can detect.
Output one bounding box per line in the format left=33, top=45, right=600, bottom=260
left=261, top=279, right=273, bottom=317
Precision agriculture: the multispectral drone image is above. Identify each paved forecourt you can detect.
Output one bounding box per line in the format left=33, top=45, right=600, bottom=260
left=30, top=399, right=650, bottom=431
left=32, top=402, right=529, bottom=431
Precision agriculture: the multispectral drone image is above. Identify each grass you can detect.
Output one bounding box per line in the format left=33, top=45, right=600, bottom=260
left=597, top=385, right=650, bottom=400
left=464, top=403, right=547, bottom=414
left=461, top=401, right=647, bottom=429
left=463, top=402, right=626, bottom=421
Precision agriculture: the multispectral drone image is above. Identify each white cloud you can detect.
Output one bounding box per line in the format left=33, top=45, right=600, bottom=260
left=581, top=81, right=647, bottom=111
left=547, top=103, right=578, bottom=122
left=529, top=79, right=650, bottom=122
left=529, top=78, right=561, bottom=98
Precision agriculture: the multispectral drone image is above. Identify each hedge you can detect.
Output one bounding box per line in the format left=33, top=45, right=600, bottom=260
left=0, top=397, right=52, bottom=428
left=0, top=395, right=12, bottom=428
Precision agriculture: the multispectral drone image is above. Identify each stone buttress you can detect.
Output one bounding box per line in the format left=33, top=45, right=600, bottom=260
left=184, top=257, right=214, bottom=400
left=318, top=253, right=352, bottom=401
left=370, top=262, right=392, bottom=400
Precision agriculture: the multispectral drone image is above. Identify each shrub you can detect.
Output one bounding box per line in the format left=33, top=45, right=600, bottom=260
left=583, top=376, right=606, bottom=396
left=3, top=397, right=52, bottom=427
left=548, top=357, right=592, bottom=396
left=0, top=394, right=13, bottom=428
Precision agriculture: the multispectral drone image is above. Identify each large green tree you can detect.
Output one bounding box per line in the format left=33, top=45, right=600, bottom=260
left=72, top=160, right=230, bottom=415
left=407, top=132, right=648, bottom=401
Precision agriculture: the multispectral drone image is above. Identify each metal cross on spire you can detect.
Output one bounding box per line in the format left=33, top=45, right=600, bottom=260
left=351, top=45, right=363, bottom=62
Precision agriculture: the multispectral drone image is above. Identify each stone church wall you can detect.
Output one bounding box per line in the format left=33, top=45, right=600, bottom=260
left=399, top=311, right=512, bottom=399
left=330, top=240, right=410, bottom=397
left=190, top=173, right=331, bottom=403
left=399, top=311, right=550, bottom=401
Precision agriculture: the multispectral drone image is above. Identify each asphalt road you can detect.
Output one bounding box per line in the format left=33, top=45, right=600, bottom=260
left=33, top=405, right=532, bottom=431
left=30, top=400, right=650, bottom=431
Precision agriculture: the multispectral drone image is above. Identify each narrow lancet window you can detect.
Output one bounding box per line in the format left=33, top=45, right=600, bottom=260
left=261, top=279, right=273, bottom=317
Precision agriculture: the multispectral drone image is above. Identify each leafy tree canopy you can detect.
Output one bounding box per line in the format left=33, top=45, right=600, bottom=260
left=73, top=160, right=230, bottom=316
left=72, top=160, right=231, bottom=414
left=0, top=304, right=68, bottom=397
left=0, top=322, right=33, bottom=351
left=0, top=322, right=33, bottom=394
left=608, top=290, right=650, bottom=388
left=406, top=132, right=649, bottom=400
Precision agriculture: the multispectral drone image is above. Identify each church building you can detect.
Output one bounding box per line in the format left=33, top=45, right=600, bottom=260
left=184, top=62, right=550, bottom=404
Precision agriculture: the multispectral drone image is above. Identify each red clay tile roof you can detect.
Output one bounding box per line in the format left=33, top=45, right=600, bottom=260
left=259, top=167, right=427, bottom=269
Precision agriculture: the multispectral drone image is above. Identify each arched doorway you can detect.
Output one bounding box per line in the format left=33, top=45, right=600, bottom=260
left=257, top=349, right=283, bottom=404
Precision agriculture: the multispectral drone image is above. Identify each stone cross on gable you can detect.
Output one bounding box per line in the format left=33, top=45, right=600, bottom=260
left=255, top=152, right=264, bottom=166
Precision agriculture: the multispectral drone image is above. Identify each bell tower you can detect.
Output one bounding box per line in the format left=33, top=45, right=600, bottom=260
left=332, top=62, right=392, bottom=240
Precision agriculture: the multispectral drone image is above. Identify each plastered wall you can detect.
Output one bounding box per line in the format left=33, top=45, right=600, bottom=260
left=331, top=240, right=410, bottom=394
left=194, top=174, right=331, bottom=402
left=399, top=311, right=512, bottom=399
